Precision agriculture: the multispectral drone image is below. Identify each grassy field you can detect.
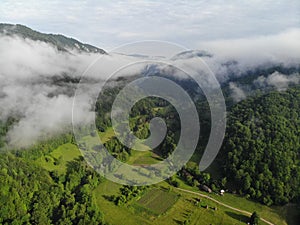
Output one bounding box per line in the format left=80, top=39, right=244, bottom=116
left=278, top=204, right=300, bottom=225
left=135, top=188, right=179, bottom=215
left=101, top=126, right=162, bottom=165
left=98, top=127, right=115, bottom=142
left=127, top=149, right=162, bottom=165
left=36, top=143, right=81, bottom=173
left=94, top=180, right=249, bottom=225
left=157, top=189, right=249, bottom=225
left=172, top=178, right=289, bottom=225
left=79, top=127, right=115, bottom=149
left=34, top=130, right=297, bottom=225
left=93, top=180, right=152, bottom=225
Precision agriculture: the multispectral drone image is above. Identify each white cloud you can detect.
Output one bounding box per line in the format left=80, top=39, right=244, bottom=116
left=196, top=29, right=300, bottom=82
left=253, top=71, right=300, bottom=91
left=0, top=35, right=100, bottom=147
left=201, top=29, right=300, bottom=65
left=229, top=82, right=246, bottom=102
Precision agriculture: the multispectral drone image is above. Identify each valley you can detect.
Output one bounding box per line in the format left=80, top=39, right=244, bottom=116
left=0, top=22, right=299, bottom=225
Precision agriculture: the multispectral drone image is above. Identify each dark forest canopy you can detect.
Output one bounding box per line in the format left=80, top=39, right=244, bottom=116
left=221, top=87, right=300, bottom=205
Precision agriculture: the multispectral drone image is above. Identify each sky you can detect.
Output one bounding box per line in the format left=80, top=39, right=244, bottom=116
left=1, top=0, right=299, bottom=50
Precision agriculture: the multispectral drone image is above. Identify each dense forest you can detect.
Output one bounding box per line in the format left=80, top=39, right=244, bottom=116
left=222, top=87, right=300, bottom=205
left=0, top=153, right=107, bottom=225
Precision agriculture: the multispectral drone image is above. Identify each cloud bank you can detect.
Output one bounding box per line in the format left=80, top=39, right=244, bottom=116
left=0, top=28, right=300, bottom=148
left=253, top=71, right=300, bottom=91
left=0, top=35, right=160, bottom=147
left=0, top=35, right=99, bottom=147
left=199, top=29, right=300, bottom=82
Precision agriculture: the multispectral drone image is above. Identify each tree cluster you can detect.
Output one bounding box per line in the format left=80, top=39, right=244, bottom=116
left=111, top=185, right=148, bottom=206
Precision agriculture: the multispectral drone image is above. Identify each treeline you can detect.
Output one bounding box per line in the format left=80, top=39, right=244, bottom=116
left=14, top=133, right=75, bottom=160
left=0, top=116, right=75, bottom=160
left=222, top=87, right=300, bottom=205
left=170, top=165, right=226, bottom=192
left=111, top=185, right=148, bottom=206
left=0, top=117, right=17, bottom=148
left=0, top=154, right=107, bottom=225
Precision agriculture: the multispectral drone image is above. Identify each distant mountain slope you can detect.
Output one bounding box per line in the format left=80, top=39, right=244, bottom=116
left=0, top=23, right=106, bottom=54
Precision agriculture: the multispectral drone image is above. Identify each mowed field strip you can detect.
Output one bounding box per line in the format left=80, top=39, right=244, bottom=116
left=136, top=188, right=179, bottom=215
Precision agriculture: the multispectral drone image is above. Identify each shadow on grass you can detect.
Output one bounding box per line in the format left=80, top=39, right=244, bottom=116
left=225, top=211, right=249, bottom=223
left=151, top=155, right=163, bottom=161
left=173, top=219, right=183, bottom=225
left=282, top=204, right=300, bottom=225
left=102, top=195, right=115, bottom=202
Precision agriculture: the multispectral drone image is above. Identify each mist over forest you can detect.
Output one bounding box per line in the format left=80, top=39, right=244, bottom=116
left=1, top=25, right=299, bottom=148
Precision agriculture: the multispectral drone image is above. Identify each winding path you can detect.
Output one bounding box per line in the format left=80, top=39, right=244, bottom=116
left=175, top=187, right=275, bottom=225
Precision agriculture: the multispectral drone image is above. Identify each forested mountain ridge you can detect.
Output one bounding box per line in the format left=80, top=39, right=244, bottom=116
left=221, top=86, right=300, bottom=205
left=0, top=23, right=106, bottom=54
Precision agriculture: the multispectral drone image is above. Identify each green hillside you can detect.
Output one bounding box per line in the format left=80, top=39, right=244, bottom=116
left=0, top=23, right=106, bottom=54
left=221, top=87, right=300, bottom=205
